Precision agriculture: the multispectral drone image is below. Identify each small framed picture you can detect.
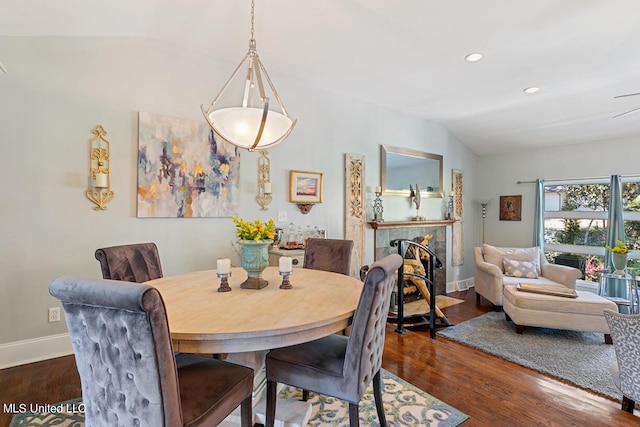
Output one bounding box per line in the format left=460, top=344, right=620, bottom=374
left=500, top=195, right=522, bottom=221
left=289, top=170, right=323, bottom=203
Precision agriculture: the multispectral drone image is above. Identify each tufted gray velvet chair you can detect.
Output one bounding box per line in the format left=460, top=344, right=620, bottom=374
left=95, top=242, right=164, bottom=283
left=303, top=238, right=354, bottom=275
left=49, top=277, right=254, bottom=427
left=604, top=309, right=640, bottom=414
left=265, top=254, right=403, bottom=427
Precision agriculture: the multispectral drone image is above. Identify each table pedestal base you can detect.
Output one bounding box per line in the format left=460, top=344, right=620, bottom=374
left=220, top=396, right=312, bottom=427
left=223, top=351, right=313, bottom=426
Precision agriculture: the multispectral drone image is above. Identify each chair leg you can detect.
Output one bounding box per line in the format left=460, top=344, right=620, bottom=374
left=265, top=380, right=278, bottom=427
left=622, top=395, right=635, bottom=413
left=302, top=389, right=309, bottom=401
left=240, top=395, right=252, bottom=427
left=348, top=402, right=360, bottom=427
left=372, top=370, right=387, bottom=427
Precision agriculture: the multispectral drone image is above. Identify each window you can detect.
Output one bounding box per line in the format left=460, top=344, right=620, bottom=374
left=543, top=177, right=639, bottom=280
left=621, top=177, right=640, bottom=273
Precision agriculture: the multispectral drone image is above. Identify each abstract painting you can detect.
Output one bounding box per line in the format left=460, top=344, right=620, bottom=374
left=137, top=112, right=240, bottom=218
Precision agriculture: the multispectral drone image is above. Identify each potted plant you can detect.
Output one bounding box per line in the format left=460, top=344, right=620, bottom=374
left=606, top=239, right=629, bottom=275
left=231, top=216, right=276, bottom=289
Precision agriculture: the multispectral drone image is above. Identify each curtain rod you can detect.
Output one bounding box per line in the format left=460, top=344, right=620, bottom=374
left=518, top=174, right=640, bottom=184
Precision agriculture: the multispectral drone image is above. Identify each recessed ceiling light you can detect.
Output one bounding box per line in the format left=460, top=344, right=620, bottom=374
left=523, top=87, right=540, bottom=94
left=464, top=53, right=484, bottom=62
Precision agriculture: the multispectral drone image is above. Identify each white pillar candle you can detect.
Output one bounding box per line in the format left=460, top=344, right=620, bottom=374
left=217, top=258, right=231, bottom=274
left=375, top=186, right=382, bottom=193
left=264, top=182, right=272, bottom=194
left=279, top=256, right=293, bottom=273
left=94, top=172, right=108, bottom=188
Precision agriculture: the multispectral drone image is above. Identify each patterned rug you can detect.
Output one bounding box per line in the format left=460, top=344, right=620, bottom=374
left=10, top=370, right=468, bottom=426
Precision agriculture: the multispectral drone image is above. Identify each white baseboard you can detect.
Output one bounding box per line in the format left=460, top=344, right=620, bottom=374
left=447, top=277, right=475, bottom=293
left=0, top=333, right=73, bottom=370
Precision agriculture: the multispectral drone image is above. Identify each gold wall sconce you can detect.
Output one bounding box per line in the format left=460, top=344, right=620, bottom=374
left=256, top=150, right=272, bottom=210
left=85, top=125, right=115, bottom=210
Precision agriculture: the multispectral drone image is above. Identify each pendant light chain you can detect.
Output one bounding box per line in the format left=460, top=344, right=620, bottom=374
left=250, top=0, right=255, bottom=43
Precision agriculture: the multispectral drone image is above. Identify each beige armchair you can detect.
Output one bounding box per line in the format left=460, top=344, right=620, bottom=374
left=474, top=244, right=582, bottom=307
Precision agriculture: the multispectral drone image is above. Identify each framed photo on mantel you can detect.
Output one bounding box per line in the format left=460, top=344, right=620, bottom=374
left=499, top=195, right=522, bottom=221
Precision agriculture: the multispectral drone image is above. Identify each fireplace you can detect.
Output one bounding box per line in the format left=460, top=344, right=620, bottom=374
left=368, top=220, right=454, bottom=296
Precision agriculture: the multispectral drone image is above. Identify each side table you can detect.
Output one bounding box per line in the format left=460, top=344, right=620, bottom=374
left=268, top=247, right=305, bottom=268
left=598, top=271, right=639, bottom=314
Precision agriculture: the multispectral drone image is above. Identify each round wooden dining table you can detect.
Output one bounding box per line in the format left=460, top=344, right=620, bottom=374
left=145, top=266, right=364, bottom=354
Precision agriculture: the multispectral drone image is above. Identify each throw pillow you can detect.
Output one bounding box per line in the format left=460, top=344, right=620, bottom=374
left=482, top=244, right=542, bottom=274
left=503, top=257, right=539, bottom=279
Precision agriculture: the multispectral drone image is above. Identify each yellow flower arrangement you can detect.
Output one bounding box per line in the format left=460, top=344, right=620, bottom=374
left=606, top=240, right=629, bottom=254
left=231, top=216, right=276, bottom=241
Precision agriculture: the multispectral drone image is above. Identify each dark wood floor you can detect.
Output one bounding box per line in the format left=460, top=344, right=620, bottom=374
left=0, top=288, right=637, bottom=426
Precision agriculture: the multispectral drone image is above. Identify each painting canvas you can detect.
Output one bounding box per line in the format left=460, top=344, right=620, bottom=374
left=137, top=112, right=240, bottom=217
left=499, top=195, right=522, bottom=221
left=289, top=170, right=323, bottom=203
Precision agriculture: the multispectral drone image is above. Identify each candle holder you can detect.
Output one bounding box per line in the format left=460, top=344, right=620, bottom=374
left=256, top=150, right=272, bottom=210
left=217, top=272, right=232, bottom=292
left=85, top=125, right=115, bottom=210
left=279, top=270, right=293, bottom=289
left=373, top=191, right=384, bottom=222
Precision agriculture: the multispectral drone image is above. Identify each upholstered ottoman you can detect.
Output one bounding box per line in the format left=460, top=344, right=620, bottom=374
left=503, top=284, right=618, bottom=344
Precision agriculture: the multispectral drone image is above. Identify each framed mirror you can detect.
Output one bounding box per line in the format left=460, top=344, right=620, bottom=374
left=381, top=145, right=443, bottom=197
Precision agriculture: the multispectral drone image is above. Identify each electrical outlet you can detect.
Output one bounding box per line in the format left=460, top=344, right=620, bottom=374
left=277, top=211, right=287, bottom=222
left=48, top=307, right=61, bottom=323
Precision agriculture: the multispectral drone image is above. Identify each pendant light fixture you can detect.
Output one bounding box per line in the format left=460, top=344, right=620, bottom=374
left=201, top=0, right=296, bottom=151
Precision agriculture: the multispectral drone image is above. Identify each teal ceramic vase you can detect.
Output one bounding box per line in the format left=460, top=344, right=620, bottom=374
left=239, top=239, right=273, bottom=289
left=611, top=252, right=628, bottom=276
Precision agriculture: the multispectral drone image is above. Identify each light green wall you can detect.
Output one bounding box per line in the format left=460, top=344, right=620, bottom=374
left=0, top=36, right=479, bottom=352
left=478, top=137, right=640, bottom=248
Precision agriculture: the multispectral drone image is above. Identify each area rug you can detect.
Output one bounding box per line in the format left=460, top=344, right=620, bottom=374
left=10, top=370, right=469, bottom=426
left=437, top=311, right=620, bottom=401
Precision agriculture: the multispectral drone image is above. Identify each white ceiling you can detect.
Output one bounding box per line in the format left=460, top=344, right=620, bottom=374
left=2, top=0, right=640, bottom=156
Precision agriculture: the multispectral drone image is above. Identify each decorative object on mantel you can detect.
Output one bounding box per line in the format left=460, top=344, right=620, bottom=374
left=499, top=195, right=522, bottom=221
left=85, top=125, right=115, bottom=210
left=373, top=186, right=384, bottom=222
left=345, top=154, right=367, bottom=277
left=256, top=150, right=272, bottom=210
left=606, top=240, right=629, bottom=275
left=445, top=192, right=454, bottom=220
left=231, top=216, right=276, bottom=289
left=451, top=169, right=464, bottom=266
left=409, top=184, right=424, bottom=221
left=137, top=112, right=240, bottom=218
left=289, top=170, right=323, bottom=214
left=216, top=258, right=232, bottom=292
left=200, top=0, right=296, bottom=151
